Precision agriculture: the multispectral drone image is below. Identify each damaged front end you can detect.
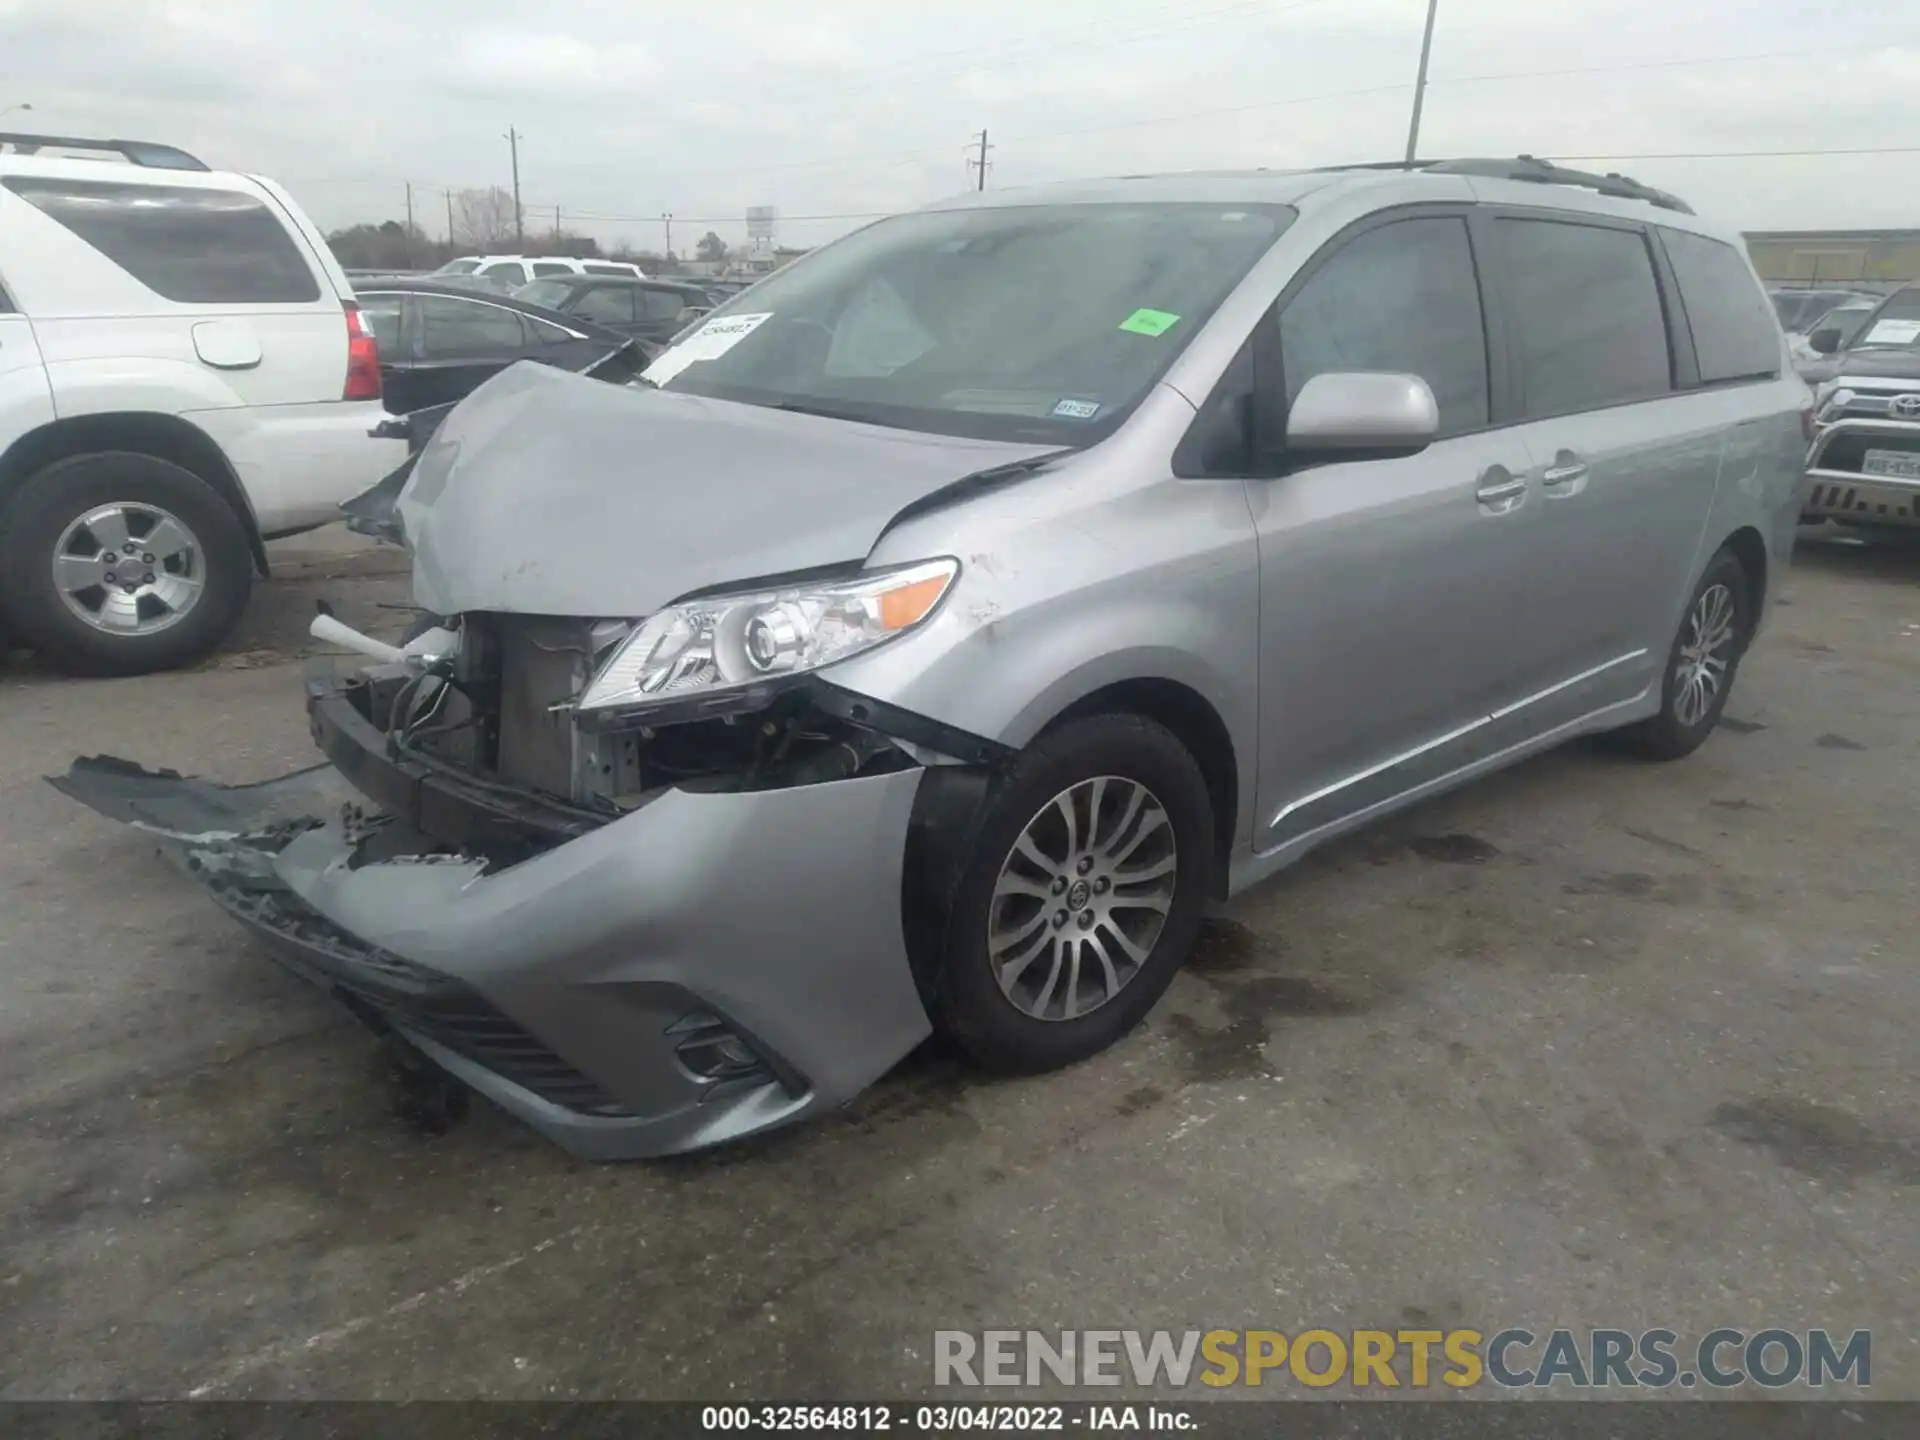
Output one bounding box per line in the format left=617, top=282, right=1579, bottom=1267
left=54, top=613, right=1007, bottom=1160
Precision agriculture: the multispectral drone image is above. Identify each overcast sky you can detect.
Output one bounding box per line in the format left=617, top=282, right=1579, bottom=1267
left=6, top=0, right=1918, bottom=251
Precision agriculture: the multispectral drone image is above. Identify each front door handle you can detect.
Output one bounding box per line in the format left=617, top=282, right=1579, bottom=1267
left=1474, top=466, right=1527, bottom=514
left=1541, top=451, right=1591, bottom=495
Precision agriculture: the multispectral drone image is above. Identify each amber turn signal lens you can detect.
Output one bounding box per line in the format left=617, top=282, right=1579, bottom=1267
left=878, top=574, right=951, bottom=630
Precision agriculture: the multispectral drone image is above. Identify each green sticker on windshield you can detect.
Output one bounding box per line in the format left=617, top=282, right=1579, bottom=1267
left=1119, top=307, right=1181, bottom=337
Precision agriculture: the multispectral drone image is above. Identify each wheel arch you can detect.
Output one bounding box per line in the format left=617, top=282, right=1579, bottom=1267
left=1719, top=524, right=1768, bottom=630
left=0, top=413, right=270, bottom=576
left=1043, top=677, right=1240, bottom=901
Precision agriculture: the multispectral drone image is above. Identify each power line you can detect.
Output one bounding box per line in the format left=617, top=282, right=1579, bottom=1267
left=528, top=0, right=1317, bottom=181
left=517, top=143, right=1920, bottom=228
left=285, top=41, right=1874, bottom=201
left=1553, top=146, right=1920, bottom=161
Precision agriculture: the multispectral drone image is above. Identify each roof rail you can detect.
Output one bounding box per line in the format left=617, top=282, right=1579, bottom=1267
left=1315, top=154, right=1693, bottom=215
left=0, top=132, right=209, bottom=172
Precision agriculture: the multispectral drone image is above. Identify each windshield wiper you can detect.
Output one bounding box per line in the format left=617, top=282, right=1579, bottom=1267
left=766, top=398, right=886, bottom=425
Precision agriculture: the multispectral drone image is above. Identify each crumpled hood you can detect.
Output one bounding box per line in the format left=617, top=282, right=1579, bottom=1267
left=399, top=363, right=1062, bottom=617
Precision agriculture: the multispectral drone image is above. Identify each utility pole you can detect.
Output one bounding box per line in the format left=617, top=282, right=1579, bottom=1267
left=662, top=212, right=674, bottom=260
left=404, top=181, right=416, bottom=265
left=553, top=203, right=561, bottom=239
left=1403, top=0, right=1440, bottom=166
left=445, top=187, right=456, bottom=246
left=504, top=126, right=524, bottom=246
left=967, top=129, right=992, bottom=191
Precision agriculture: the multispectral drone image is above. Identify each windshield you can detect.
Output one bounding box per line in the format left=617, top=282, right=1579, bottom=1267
left=515, top=279, right=576, bottom=310
left=1821, top=303, right=1877, bottom=350
left=1847, top=289, right=1920, bottom=349
left=434, top=259, right=481, bottom=275
left=646, top=201, right=1294, bottom=443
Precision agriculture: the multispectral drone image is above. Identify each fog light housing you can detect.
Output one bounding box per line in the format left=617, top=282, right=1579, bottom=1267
left=667, top=1011, right=774, bottom=1087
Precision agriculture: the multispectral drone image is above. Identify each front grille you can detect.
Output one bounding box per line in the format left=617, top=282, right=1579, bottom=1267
left=402, top=992, right=637, bottom=1116
left=205, top=867, right=634, bottom=1117
left=1810, top=428, right=1918, bottom=476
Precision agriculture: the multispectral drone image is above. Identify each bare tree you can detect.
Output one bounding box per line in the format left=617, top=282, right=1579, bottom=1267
left=451, top=187, right=519, bottom=250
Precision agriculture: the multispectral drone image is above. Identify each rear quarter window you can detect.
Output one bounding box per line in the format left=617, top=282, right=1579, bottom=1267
left=1661, top=229, right=1780, bottom=384
left=2, top=177, right=322, bottom=304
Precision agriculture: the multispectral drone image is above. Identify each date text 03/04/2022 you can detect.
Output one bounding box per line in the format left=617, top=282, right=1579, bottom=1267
left=700, top=1404, right=1192, bottom=1432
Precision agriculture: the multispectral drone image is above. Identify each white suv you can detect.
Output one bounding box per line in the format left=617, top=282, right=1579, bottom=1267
left=433, top=255, right=649, bottom=289
left=0, top=133, right=404, bottom=674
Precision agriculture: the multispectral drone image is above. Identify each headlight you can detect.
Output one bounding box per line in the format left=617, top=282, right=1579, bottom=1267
left=576, top=558, right=958, bottom=715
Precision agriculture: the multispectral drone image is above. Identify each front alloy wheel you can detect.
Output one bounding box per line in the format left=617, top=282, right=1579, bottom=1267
left=988, top=776, right=1179, bottom=1022
left=934, top=712, right=1213, bottom=1073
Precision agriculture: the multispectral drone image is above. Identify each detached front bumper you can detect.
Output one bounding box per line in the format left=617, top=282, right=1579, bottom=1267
left=1804, top=416, right=1920, bottom=528
left=52, top=671, right=937, bottom=1161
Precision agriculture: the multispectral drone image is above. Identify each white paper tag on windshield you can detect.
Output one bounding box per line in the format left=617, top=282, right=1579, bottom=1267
left=643, top=312, right=773, bottom=386
left=1861, top=318, right=1920, bottom=347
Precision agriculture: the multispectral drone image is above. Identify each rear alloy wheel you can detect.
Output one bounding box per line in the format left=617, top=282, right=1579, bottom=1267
left=0, top=452, right=253, bottom=676
left=935, top=713, right=1213, bottom=1073
left=52, top=500, right=208, bottom=638
left=1615, top=548, right=1752, bottom=761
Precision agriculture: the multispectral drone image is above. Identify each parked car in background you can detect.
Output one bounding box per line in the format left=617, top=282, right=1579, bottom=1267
left=432, top=255, right=647, bottom=292
left=512, top=275, right=714, bottom=344
left=1768, top=285, right=1877, bottom=334
left=351, top=279, right=648, bottom=413
left=1788, top=298, right=1878, bottom=382
left=0, top=130, right=403, bottom=675
left=57, top=157, right=1806, bottom=1159
left=1803, top=286, right=1920, bottom=532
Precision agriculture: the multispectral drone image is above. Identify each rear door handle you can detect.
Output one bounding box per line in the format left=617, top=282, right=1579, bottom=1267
left=1474, top=466, right=1528, bottom=514
left=1541, top=451, right=1591, bottom=495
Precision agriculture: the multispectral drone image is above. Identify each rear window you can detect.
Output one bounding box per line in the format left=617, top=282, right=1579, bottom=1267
left=1661, top=229, right=1779, bottom=385
left=2, top=177, right=322, bottom=303
left=641, top=287, right=690, bottom=319
left=515, top=279, right=575, bottom=310
left=531, top=261, right=573, bottom=278
left=1498, top=218, right=1672, bottom=418
left=583, top=263, right=631, bottom=276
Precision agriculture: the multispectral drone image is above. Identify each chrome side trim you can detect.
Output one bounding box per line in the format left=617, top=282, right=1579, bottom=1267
left=1266, top=649, right=1649, bottom=831
left=1489, top=648, right=1649, bottom=722
left=1267, top=715, right=1490, bottom=831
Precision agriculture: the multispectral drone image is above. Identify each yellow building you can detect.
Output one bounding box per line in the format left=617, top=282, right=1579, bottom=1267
left=1744, top=230, right=1920, bottom=288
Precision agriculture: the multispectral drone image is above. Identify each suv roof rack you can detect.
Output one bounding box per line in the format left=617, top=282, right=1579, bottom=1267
left=0, top=132, right=209, bottom=172
left=1316, top=154, right=1693, bottom=215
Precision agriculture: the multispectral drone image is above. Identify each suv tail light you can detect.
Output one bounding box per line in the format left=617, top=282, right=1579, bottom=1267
left=343, top=301, right=382, bottom=401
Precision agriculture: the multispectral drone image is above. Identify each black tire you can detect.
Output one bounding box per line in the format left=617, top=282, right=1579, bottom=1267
left=933, top=712, right=1214, bottom=1073
left=0, top=451, right=253, bottom=677
left=1614, top=548, right=1753, bottom=761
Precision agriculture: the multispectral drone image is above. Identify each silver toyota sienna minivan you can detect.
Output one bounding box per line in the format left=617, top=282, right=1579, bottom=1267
left=57, top=158, right=1810, bottom=1159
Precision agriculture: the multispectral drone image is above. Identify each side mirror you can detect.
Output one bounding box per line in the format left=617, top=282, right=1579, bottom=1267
left=1808, top=327, right=1843, bottom=356
left=677, top=305, right=711, bottom=323
left=1286, top=372, right=1440, bottom=455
